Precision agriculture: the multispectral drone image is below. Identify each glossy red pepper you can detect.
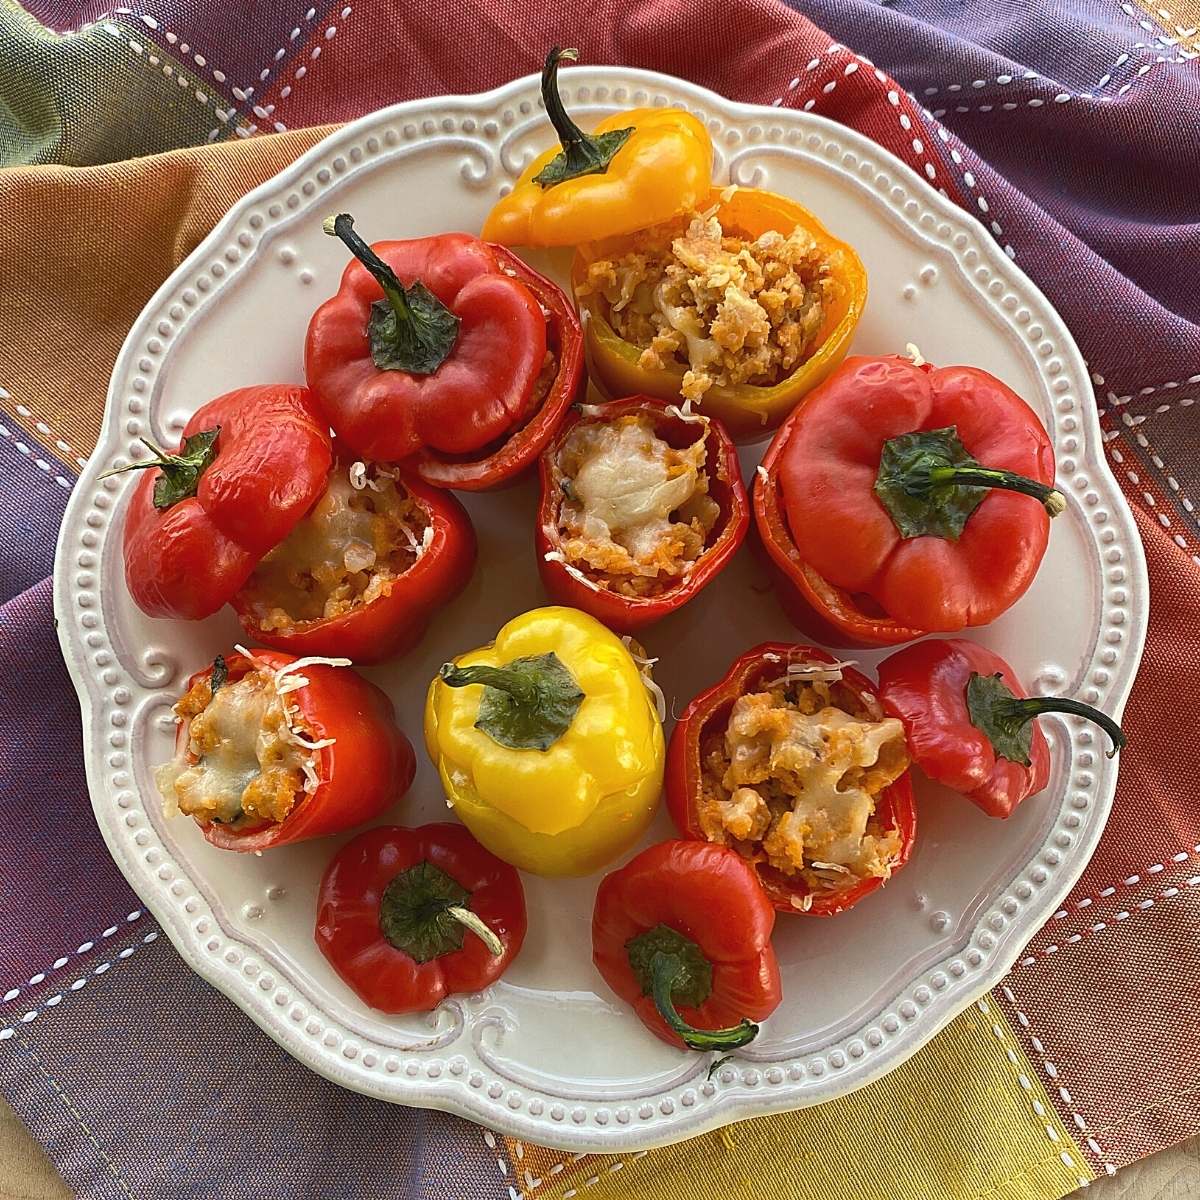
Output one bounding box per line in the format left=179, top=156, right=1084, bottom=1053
left=316, top=822, right=526, bottom=1013
left=754, top=356, right=1064, bottom=647
left=179, top=650, right=415, bottom=853
left=306, top=214, right=584, bottom=490
left=877, top=638, right=1125, bottom=819
left=231, top=462, right=476, bottom=663
left=116, top=385, right=332, bottom=620
left=592, top=840, right=781, bottom=1051
left=535, top=397, right=748, bottom=632
left=666, top=643, right=916, bottom=915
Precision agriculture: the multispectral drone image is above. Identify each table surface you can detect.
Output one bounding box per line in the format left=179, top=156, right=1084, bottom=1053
left=1, top=1093, right=1197, bottom=1199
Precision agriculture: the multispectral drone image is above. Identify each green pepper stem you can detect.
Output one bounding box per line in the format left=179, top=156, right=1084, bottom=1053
left=540, top=47, right=591, bottom=157
left=98, top=437, right=187, bottom=479
left=323, top=213, right=417, bottom=332
left=439, top=662, right=538, bottom=707
left=445, top=905, right=504, bottom=956
left=998, top=696, right=1126, bottom=759
left=649, top=952, right=759, bottom=1052
left=924, top=464, right=1066, bottom=518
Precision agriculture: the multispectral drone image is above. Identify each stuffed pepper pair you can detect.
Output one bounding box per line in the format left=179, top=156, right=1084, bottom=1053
left=114, top=386, right=476, bottom=661
left=483, top=49, right=867, bottom=438
left=666, top=640, right=1126, bottom=916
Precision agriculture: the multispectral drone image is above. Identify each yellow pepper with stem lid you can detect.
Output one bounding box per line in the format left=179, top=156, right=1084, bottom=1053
left=481, top=47, right=714, bottom=248
left=424, top=607, right=664, bottom=876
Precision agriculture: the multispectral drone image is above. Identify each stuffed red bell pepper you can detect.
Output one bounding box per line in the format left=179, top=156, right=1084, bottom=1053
left=155, top=649, right=415, bottom=852
left=113, top=384, right=333, bottom=620
left=535, top=396, right=748, bottom=632
left=592, top=840, right=781, bottom=1051
left=231, top=458, right=476, bottom=662
left=877, top=638, right=1125, bottom=819
left=754, top=354, right=1065, bottom=647
left=316, top=822, right=526, bottom=1013
left=666, top=643, right=915, bottom=915
left=306, top=213, right=584, bottom=490
left=110, top=385, right=477, bottom=660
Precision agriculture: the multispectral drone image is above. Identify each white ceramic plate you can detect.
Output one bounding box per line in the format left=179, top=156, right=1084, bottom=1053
left=54, top=67, right=1148, bottom=1152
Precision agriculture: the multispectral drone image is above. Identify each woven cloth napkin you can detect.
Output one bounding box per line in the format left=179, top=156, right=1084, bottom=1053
left=2, top=1, right=1198, bottom=1197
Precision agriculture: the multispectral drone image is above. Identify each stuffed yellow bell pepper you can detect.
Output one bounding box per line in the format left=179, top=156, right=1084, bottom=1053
left=425, top=607, right=664, bottom=876
left=572, top=185, right=868, bottom=440
left=481, top=47, right=713, bottom=248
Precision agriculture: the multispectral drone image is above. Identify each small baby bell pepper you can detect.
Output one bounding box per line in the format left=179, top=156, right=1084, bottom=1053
left=306, top=214, right=583, bottom=489
left=877, top=638, right=1125, bottom=819
left=535, top=396, right=749, bottom=632
left=231, top=459, right=476, bottom=664
left=158, top=649, right=415, bottom=853
left=482, top=47, right=714, bottom=248
left=572, top=186, right=867, bottom=439
left=424, top=606, right=665, bottom=876
left=591, top=840, right=781, bottom=1051
left=755, top=355, right=1064, bottom=646
left=316, top=822, right=526, bottom=1013
left=666, top=643, right=916, bottom=916
left=111, top=385, right=333, bottom=620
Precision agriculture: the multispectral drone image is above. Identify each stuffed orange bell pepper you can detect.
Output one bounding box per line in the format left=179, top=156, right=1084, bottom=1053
left=482, top=47, right=713, bottom=247
left=424, top=606, right=664, bottom=876
left=572, top=185, right=867, bottom=439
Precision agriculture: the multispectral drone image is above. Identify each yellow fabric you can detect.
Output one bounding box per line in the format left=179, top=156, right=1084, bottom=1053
left=0, top=126, right=1094, bottom=1200
left=509, top=996, right=1094, bottom=1200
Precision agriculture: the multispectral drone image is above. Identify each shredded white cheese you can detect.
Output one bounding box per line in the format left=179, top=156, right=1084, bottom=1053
left=543, top=549, right=602, bottom=591
left=905, top=342, right=926, bottom=367
left=621, top=635, right=667, bottom=723
left=665, top=402, right=707, bottom=426
left=348, top=461, right=369, bottom=490
left=756, top=465, right=770, bottom=486
left=809, top=860, right=851, bottom=874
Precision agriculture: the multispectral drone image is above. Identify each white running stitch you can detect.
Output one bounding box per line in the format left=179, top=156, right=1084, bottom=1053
left=993, top=990, right=1107, bottom=1180
left=0, top=931, right=158, bottom=1040
left=108, top=8, right=248, bottom=98
left=978, top=998, right=1091, bottom=1187
left=12, top=401, right=88, bottom=468
left=931, top=122, right=1013, bottom=257
left=922, top=70, right=1038, bottom=96
left=1052, top=846, right=1200, bottom=916
left=1104, top=371, right=1200, bottom=406
left=1017, top=876, right=1200, bottom=967
left=0, top=422, right=73, bottom=490
left=2, top=911, right=144, bottom=1003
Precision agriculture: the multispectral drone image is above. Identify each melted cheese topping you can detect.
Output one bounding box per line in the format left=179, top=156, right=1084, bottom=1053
left=155, top=670, right=308, bottom=827
left=241, top=464, right=429, bottom=630
left=699, top=681, right=909, bottom=888
left=553, top=414, right=719, bottom=598
left=579, top=211, right=833, bottom=404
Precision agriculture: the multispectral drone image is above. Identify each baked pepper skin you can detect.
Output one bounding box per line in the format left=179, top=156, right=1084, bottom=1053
left=755, top=355, right=1063, bottom=647
left=877, top=638, right=1125, bottom=819
left=306, top=224, right=546, bottom=462
left=665, top=643, right=916, bottom=916
left=592, top=840, right=781, bottom=1050
left=316, top=822, right=526, bottom=1013
left=231, top=464, right=477, bottom=663
left=535, top=396, right=749, bottom=633
left=409, top=247, right=585, bottom=491
left=120, top=385, right=332, bottom=620
left=424, top=606, right=664, bottom=877
left=481, top=48, right=713, bottom=248
left=181, top=650, right=415, bottom=853
left=572, top=186, right=867, bottom=440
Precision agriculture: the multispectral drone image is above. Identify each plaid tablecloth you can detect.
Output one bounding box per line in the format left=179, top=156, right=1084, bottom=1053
left=2, top=1, right=1198, bottom=1197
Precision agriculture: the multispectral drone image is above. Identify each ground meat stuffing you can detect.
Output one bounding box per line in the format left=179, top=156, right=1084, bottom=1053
left=698, top=676, right=910, bottom=895
left=553, top=414, right=720, bottom=598
left=577, top=210, right=834, bottom=404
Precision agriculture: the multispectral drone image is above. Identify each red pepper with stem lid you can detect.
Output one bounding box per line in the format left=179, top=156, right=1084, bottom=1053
left=155, top=649, right=415, bottom=853
left=109, top=384, right=333, bottom=620
left=230, top=458, right=476, bottom=663
left=877, top=638, right=1126, bottom=819
left=753, top=354, right=1064, bottom=647
left=666, top=643, right=916, bottom=916
left=535, top=396, right=749, bottom=632
left=591, top=840, right=781, bottom=1051
left=306, top=214, right=584, bottom=490
left=316, top=823, right=526, bottom=1013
